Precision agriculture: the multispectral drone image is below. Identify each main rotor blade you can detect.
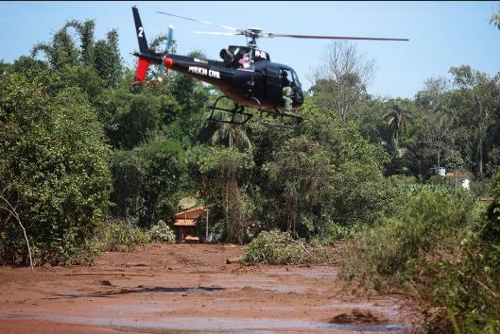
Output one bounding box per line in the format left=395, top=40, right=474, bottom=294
left=192, top=31, right=238, bottom=36
left=268, top=32, right=409, bottom=41
left=157, top=11, right=237, bottom=31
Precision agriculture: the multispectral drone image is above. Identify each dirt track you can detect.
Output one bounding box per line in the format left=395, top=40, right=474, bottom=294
left=0, top=243, right=423, bottom=333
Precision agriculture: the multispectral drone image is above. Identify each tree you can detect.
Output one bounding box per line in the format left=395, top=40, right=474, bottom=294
left=415, top=76, right=453, bottom=113
left=262, top=98, right=392, bottom=240
left=31, top=28, right=79, bottom=70
left=109, top=93, right=163, bottom=149
left=382, top=100, right=414, bottom=154
left=0, top=195, right=33, bottom=270
left=64, top=19, right=96, bottom=66
left=420, top=111, right=456, bottom=171
left=199, top=147, right=254, bottom=244
left=9, top=56, right=49, bottom=75
left=0, top=71, right=111, bottom=264
left=413, top=76, right=458, bottom=172
left=0, top=59, right=11, bottom=75
left=93, top=29, right=123, bottom=88
left=309, top=41, right=375, bottom=120
left=110, top=136, right=188, bottom=228
left=195, top=90, right=254, bottom=244
left=265, top=136, right=332, bottom=235
left=31, top=19, right=122, bottom=88
left=450, top=66, right=500, bottom=180
left=206, top=118, right=252, bottom=152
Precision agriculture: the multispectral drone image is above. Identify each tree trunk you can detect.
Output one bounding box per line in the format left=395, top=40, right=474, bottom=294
left=224, top=177, right=244, bottom=244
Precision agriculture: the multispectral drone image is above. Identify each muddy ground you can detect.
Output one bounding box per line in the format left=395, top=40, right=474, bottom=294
left=0, top=243, right=423, bottom=333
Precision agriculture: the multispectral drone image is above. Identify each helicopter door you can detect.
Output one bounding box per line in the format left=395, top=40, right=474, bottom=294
left=265, top=66, right=282, bottom=105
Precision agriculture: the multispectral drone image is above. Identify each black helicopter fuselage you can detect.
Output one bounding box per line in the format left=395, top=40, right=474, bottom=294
left=148, top=52, right=304, bottom=112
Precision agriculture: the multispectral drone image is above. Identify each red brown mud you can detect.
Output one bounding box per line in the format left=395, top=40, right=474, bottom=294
left=0, top=243, right=423, bottom=333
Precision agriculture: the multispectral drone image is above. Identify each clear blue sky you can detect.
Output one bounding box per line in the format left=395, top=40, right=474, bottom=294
left=1, top=1, right=500, bottom=99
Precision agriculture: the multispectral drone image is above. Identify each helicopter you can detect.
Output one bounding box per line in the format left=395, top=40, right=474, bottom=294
left=131, top=6, right=408, bottom=125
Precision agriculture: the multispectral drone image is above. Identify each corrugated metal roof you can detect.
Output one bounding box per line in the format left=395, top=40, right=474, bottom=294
left=174, top=206, right=208, bottom=219
left=174, top=219, right=197, bottom=226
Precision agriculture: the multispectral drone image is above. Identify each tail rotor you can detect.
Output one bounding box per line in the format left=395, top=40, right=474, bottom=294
left=132, top=6, right=175, bottom=85
left=158, top=24, right=174, bottom=81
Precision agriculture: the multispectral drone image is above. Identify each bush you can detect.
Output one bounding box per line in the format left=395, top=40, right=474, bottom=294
left=340, top=186, right=500, bottom=332
left=341, top=188, right=474, bottom=291
left=149, top=220, right=176, bottom=243
left=93, top=217, right=151, bottom=252
left=242, top=229, right=339, bottom=265
left=242, top=230, right=309, bottom=265
left=0, top=74, right=112, bottom=265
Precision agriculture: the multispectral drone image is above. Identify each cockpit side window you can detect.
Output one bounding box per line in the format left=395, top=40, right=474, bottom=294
left=281, top=69, right=291, bottom=87
left=290, top=70, right=302, bottom=89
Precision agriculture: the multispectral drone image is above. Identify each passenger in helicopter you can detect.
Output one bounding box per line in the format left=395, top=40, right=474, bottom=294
left=238, top=52, right=252, bottom=69
left=282, top=71, right=293, bottom=112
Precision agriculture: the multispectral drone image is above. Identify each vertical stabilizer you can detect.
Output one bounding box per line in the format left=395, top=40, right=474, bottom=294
left=132, top=6, right=149, bottom=54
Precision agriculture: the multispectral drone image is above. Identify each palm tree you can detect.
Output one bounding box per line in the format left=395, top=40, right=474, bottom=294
left=383, top=102, right=413, bottom=155
left=203, top=105, right=253, bottom=244
left=209, top=121, right=252, bottom=151
left=204, top=96, right=253, bottom=152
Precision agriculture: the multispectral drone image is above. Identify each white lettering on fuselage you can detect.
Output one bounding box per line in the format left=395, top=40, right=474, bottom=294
left=188, top=66, right=220, bottom=79
left=255, top=50, right=267, bottom=59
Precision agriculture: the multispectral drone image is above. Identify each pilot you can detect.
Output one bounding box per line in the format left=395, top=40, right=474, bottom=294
left=282, top=72, right=293, bottom=112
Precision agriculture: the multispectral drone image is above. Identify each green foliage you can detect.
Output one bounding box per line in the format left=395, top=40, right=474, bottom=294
left=149, top=220, right=176, bottom=243
left=242, top=230, right=311, bottom=265
left=199, top=146, right=254, bottom=177
left=484, top=169, right=500, bottom=244
left=93, top=29, right=123, bottom=88
left=426, top=168, right=500, bottom=331
left=342, top=187, right=474, bottom=290
left=434, top=241, right=500, bottom=333
left=110, top=136, right=187, bottom=228
left=5, top=16, right=500, bottom=334
left=31, top=18, right=123, bottom=87
left=341, top=183, right=500, bottom=332
left=242, top=229, right=339, bottom=265
left=258, top=100, right=393, bottom=239
left=199, top=146, right=255, bottom=244
left=93, top=217, right=150, bottom=252
left=0, top=72, right=111, bottom=265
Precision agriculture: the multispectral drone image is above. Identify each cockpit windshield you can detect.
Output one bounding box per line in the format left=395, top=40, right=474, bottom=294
left=290, top=69, right=302, bottom=90
left=281, top=68, right=303, bottom=91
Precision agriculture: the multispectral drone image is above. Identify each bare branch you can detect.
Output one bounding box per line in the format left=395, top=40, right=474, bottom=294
left=0, top=195, right=34, bottom=271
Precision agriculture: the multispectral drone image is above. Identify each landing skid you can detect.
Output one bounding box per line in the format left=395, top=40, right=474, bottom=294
left=207, top=96, right=303, bottom=127
left=207, top=96, right=253, bottom=125
left=258, top=109, right=304, bottom=128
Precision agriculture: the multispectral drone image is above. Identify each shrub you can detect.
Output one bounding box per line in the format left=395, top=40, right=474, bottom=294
left=242, top=229, right=339, bottom=265
left=242, top=230, right=309, bottom=265
left=340, top=186, right=500, bottom=332
left=94, top=217, right=151, bottom=252
left=341, top=188, right=474, bottom=291
left=149, top=220, right=176, bottom=243
left=0, top=74, right=111, bottom=265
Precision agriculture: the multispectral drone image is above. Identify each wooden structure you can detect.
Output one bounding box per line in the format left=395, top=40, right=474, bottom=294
left=173, top=206, right=209, bottom=243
